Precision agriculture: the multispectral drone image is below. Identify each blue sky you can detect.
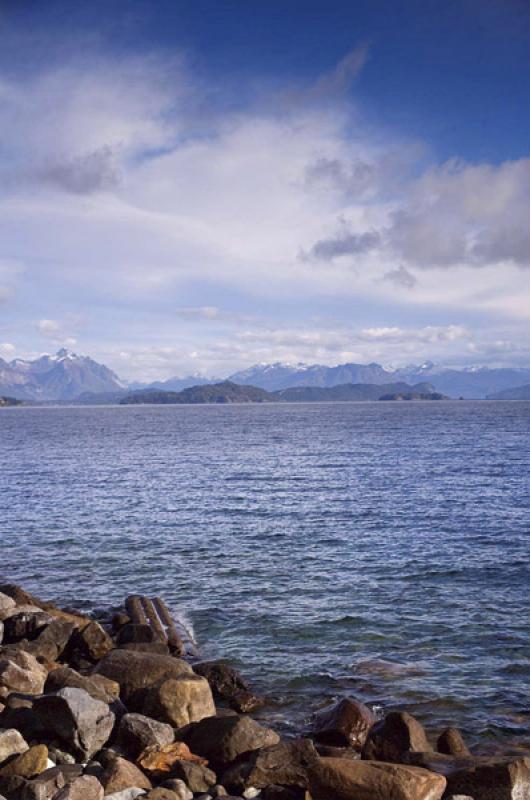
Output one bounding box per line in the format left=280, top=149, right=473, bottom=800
left=0, top=0, right=529, bottom=380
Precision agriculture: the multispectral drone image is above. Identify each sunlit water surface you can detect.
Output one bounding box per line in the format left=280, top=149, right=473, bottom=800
left=1, top=402, right=529, bottom=752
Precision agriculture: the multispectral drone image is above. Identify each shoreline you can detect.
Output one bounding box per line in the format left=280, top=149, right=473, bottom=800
left=0, top=583, right=528, bottom=799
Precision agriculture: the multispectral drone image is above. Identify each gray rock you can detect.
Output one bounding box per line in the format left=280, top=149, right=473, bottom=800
left=0, top=595, right=16, bottom=621
left=54, top=774, right=104, bottom=800
left=115, top=713, right=174, bottom=760
left=0, top=651, right=47, bottom=695
left=158, top=780, right=191, bottom=800
left=44, top=666, right=118, bottom=705
left=222, top=738, right=318, bottom=792
left=0, top=728, right=29, bottom=766
left=101, top=790, right=146, bottom=800
left=34, top=687, right=115, bottom=760
left=24, top=618, right=76, bottom=662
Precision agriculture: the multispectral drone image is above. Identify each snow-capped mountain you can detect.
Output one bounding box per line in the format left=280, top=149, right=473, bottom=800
left=395, top=364, right=530, bottom=398
left=0, top=349, right=125, bottom=401
left=228, top=361, right=394, bottom=391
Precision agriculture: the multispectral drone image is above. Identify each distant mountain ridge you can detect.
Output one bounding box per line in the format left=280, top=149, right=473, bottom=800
left=121, top=381, right=277, bottom=405
left=0, top=349, right=124, bottom=402
left=3, top=349, right=530, bottom=402
left=486, top=384, right=530, bottom=400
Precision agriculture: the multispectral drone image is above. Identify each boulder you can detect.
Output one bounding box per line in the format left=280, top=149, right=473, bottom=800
left=261, top=788, right=305, bottom=800
left=44, top=666, right=119, bottom=705
left=0, top=651, right=47, bottom=695
left=437, top=727, right=471, bottom=756
left=117, top=625, right=156, bottom=646
left=53, top=775, right=104, bottom=800
left=222, top=738, right=318, bottom=793
left=19, top=765, right=68, bottom=800
left=2, top=612, right=53, bottom=643
left=309, top=757, right=446, bottom=800
left=362, top=711, right=431, bottom=761
left=102, top=756, right=152, bottom=794
left=0, top=728, right=29, bottom=766
left=94, top=650, right=193, bottom=708
left=66, top=621, right=114, bottom=666
left=184, top=715, right=280, bottom=772
left=150, top=783, right=192, bottom=800
left=0, top=586, right=45, bottom=609
left=104, top=790, right=146, bottom=800
left=403, top=752, right=530, bottom=800
left=34, top=687, right=115, bottom=760
left=0, top=745, right=48, bottom=779
left=310, top=698, right=376, bottom=750
left=142, top=675, right=215, bottom=728
left=120, top=643, right=170, bottom=656
left=166, top=761, right=217, bottom=792
left=193, top=662, right=263, bottom=713
left=23, top=619, right=76, bottom=662
left=138, top=742, right=207, bottom=775
left=0, top=595, right=16, bottom=621
left=115, top=714, right=174, bottom=760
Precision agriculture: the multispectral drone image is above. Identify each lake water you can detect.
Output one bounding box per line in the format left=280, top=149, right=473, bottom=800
left=1, top=401, right=529, bottom=752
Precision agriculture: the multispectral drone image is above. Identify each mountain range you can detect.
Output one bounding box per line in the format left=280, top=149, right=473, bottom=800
left=2, top=349, right=530, bottom=402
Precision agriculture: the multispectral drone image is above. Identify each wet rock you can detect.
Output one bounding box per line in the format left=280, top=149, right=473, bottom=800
left=0, top=651, right=47, bottom=695
left=66, top=621, right=114, bottom=666
left=94, top=650, right=193, bottom=708
left=45, top=666, right=119, bottom=705
left=310, top=697, right=376, bottom=750
left=313, top=742, right=360, bottom=760
left=184, top=715, right=280, bottom=772
left=309, top=757, right=446, bottom=800
left=0, top=744, right=48, bottom=779
left=166, top=761, right=217, bottom=793
left=193, top=662, right=263, bottom=713
left=0, top=729, right=29, bottom=766
left=138, top=742, right=207, bottom=776
left=24, top=619, right=76, bottom=662
left=0, top=586, right=45, bottom=609
left=54, top=774, right=104, bottom=800
left=102, top=756, right=152, bottom=794
left=362, top=711, right=432, bottom=762
left=117, top=625, right=156, bottom=646
left=2, top=612, right=53, bottom=643
left=222, top=739, right=318, bottom=792
left=403, top=752, right=530, bottom=800
left=142, top=675, right=216, bottom=728
left=112, top=613, right=131, bottom=632
left=116, top=713, right=174, bottom=760
left=34, top=687, right=115, bottom=760
left=437, top=727, right=471, bottom=756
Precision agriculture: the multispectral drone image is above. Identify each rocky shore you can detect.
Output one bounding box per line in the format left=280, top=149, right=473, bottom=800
left=0, top=584, right=528, bottom=800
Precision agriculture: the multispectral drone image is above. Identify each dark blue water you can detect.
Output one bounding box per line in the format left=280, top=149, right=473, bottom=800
left=1, top=402, right=529, bottom=752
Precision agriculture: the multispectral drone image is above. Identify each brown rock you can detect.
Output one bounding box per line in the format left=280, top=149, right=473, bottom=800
left=184, top=714, right=280, bottom=772
left=146, top=790, right=180, bottom=800
left=309, top=757, right=446, bottom=800
left=2, top=611, right=53, bottom=643
left=362, top=711, right=431, bottom=761
left=44, top=666, right=119, bottom=704
left=437, top=727, right=471, bottom=756
left=94, top=650, right=193, bottom=708
left=0, top=744, right=48, bottom=779
left=310, top=698, right=376, bottom=750
left=116, top=713, right=175, bottom=760
left=0, top=650, right=47, bottom=694
left=222, top=738, right=319, bottom=792
left=167, top=760, right=217, bottom=792
left=102, top=756, right=152, bottom=794
left=0, top=728, right=29, bottom=765
left=142, top=675, right=216, bottom=728
left=19, top=765, right=67, bottom=800
left=54, top=774, right=104, bottom=800
left=404, top=752, right=530, bottom=800
left=194, top=661, right=264, bottom=714
left=24, top=618, right=76, bottom=661
left=67, top=621, right=114, bottom=665
left=0, top=593, right=16, bottom=620
left=138, top=742, right=207, bottom=775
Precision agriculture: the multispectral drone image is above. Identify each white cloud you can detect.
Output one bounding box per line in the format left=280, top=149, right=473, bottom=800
left=0, top=46, right=528, bottom=372
left=0, top=342, right=16, bottom=358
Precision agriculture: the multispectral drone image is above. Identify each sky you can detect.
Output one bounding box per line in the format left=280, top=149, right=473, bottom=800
left=1, top=0, right=530, bottom=381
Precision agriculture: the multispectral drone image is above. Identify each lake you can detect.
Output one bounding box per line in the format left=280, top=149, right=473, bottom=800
left=1, top=401, right=529, bottom=752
